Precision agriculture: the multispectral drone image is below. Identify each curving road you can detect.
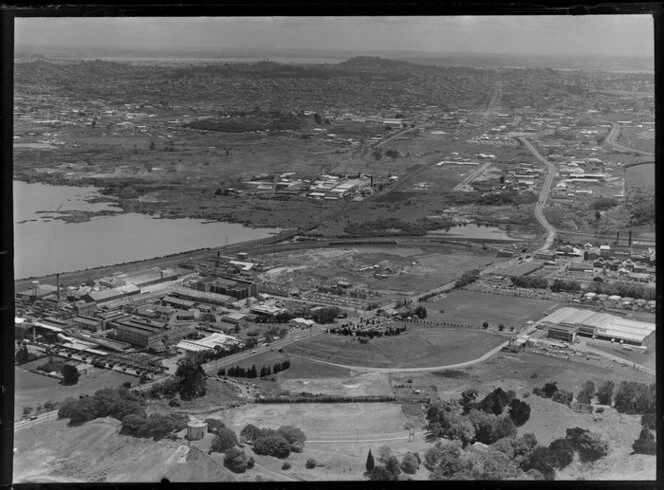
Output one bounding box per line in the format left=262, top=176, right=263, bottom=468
left=605, top=122, right=654, bottom=157
left=288, top=340, right=509, bottom=374
left=518, top=137, right=558, bottom=252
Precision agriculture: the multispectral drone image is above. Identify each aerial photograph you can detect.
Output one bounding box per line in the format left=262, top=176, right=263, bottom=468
left=12, top=15, right=656, bottom=482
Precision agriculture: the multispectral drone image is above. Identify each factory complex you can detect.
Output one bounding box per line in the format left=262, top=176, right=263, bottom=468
left=539, top=306, right=655, bottom=346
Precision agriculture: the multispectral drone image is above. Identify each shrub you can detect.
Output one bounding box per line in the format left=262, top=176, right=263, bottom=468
left=224, top=447, right=248, bottom=473
left=168, top=398, right=181, bottom=407
left=595, top=407, right=605, bottom=414
left=305, top=458, right=317, bottom=469
left=541, top=382, right=558, bottom=398
left=282, top=462, right=291, bottom=470
left=520, top=447, right=556, bottom=480
left=247, top=456, right=255, bottom=469
left=400, top=453, right=419, bottom=474
left=253, top=435, right=291, bottom=458
left=211, top=427, right=239, bottom=453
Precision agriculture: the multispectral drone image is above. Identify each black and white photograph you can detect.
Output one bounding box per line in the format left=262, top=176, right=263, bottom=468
left=7, top=13, right=657, bottom=483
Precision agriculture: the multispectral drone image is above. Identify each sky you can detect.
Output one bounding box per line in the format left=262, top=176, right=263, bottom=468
left=16, top=16, right=654, bottom=57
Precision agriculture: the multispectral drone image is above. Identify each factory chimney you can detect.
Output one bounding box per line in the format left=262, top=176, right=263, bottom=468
left=628, top=230, right=633, bottom=247
left=160, top=269, right=164, bottom=279
left=370, top=175, right=374, bottom=188
left=616, top=231, right=620, bottom=245
left=56, top=273, right=61, bottom=304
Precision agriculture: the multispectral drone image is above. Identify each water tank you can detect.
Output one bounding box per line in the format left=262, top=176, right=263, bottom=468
left=187, top=419, right=207, bottom=441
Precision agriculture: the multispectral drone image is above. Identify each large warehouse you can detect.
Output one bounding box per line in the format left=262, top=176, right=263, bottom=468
left=539, top=307, right=655, bottom=345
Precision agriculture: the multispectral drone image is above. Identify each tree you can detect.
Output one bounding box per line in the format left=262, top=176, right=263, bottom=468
left=542, top=381, right=558, bottom=398
left=377, top=445, right=393, bottom=464
left=414, top=305, right=427, bottom=319
left=61, top=364, right=80, bottom=386
left=253, top=435, right=291, bottom=458
left=314, top=113, right=322, bottom=125
left=548, top=438, right=575, bottom=469
left=508, top=399, right=531, bottom=427
left=633, top=426, right=656, bottom=455
left=240, top=424, right=263, bottom=443
left=368, top=465, right=396, bottom=481
left=211, top=427, right=239, bottom=453
left=305, top=458, right=317, bottom=469
left=224, top=447, right=249, bottom=473
left=400, top=453, right=420, bottom=474
left=498, top=324, right=505, bottom=331
left=277, top=425, right=306, bottom=452
left=596, top=380, right=615, bottom=405
left=482, top=321, right=489, bottom=329
left=149, top=140, right=155, bottom=150
left=366, top=449, right=376, bottom=473
left=520, top=447, right=556, bottom=480
left=552, top=390, right=573, bottom=406
left=15, top=345, right=30, bottom=365
left=565, top=427, right=609, bottom=462
left=576, top=381, right=595, bottom=405
left=479, top=387, right=512, bottom=415
left=175, top=355, right=207, bottom=400
left=460, top=389, right=479, bottom=414
left=205, top=418, right=225, bottom=435
left=385, top=455, right=401, bottom=478
left=120, top=413, right=149, bottom=437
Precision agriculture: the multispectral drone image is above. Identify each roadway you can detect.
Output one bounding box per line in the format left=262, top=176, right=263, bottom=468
left=518, top=136, right=558, bottom=252
left=288, top=340, right=510, bottom=374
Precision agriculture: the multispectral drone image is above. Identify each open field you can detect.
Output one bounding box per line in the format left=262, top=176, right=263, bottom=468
left=13, top=417, right=236, bottom=483
left=625, top=163, right=655, bottom=192
left=15, top=363, right=136, bottom=421
left=425, top=289, right=560, bottom=328
left=285, top=327, right=506, bottom=369
left=211, top=402, right=410, bottom=437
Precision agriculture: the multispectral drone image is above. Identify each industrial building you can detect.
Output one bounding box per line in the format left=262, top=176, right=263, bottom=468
left=176, top=332, right=243, bottom=354
left=208, top=276, right=257, bottom=300
left=539, top=307, right=655, bottom=345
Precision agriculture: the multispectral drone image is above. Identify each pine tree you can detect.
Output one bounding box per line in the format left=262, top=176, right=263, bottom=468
left=260, top=366, right=267, bottom=377
left=250, top=365, right=258, bottom=378
left=366, top=449, right=375, bottom=472
left=266, top=366, right=271, bottom=375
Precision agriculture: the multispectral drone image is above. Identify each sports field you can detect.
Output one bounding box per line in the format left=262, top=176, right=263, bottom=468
left=426, top=289, right=560, bottom=328
left=285, top=327, right=506, bottom=369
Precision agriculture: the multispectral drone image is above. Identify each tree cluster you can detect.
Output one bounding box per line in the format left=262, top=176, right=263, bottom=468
left=455, top=269, right=481, bottom=288
left=256, top=394, right=396, bottom=404
left=224, top=447, right=250, bottom=473
left=210, top=427, right=240, bottom=453
left=587, top=280, right=656, bottom=301
left=219, top=360, right=290, bottom=378
left=240, top=424, right=306, bottom=455
left=550, top=279, right=581, bottom=292
left=58, top=387, right=146, bottom=426
left=425, top=388, right=530, bottom=447
left=311, top=306, right=341, bottom=324
left=15, top=344, right=39, bottom=365
left=120, top=412, right=187, bottom=440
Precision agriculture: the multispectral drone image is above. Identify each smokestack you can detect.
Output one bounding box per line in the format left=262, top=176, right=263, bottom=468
left=370, top=175, right=374, bottom=187
left=56, top=273, right=60, bottom=304
left=616, top=231, right=620, bottom=245
left=629, top=230, right=633, bottom=247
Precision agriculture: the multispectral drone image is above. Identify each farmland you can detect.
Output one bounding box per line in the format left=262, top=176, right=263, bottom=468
left=284, top=327, right=506, bottom=369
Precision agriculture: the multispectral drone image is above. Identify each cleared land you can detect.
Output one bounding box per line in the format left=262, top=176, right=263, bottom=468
left=285, top=327, right=506, bottom=369
left=425, top=289, right=560, bottom=328
left=258, top=246, right=499, bottom=300
left=15, top=362, right=136, bottom=421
